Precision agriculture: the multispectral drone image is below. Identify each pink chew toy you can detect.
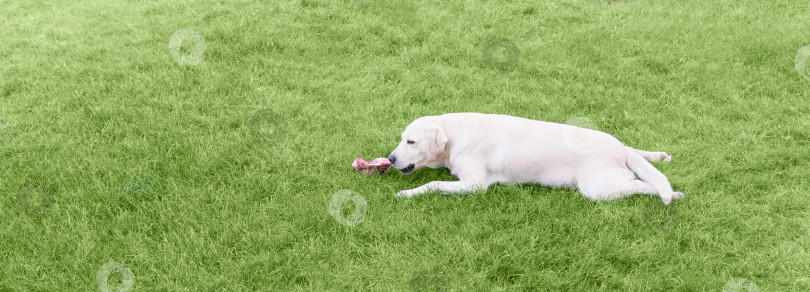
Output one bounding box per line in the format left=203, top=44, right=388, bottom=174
left=352, top=157, right=391, bottom=176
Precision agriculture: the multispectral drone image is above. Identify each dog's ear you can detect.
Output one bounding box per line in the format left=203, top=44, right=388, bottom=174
left=426, top=126, right=447, bottom=159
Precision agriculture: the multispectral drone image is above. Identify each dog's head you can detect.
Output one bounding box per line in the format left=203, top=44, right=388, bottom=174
left=387, top=117, right=447, bottom=174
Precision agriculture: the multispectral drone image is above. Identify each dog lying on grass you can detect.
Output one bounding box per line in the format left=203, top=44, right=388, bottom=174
left=387, top=113, right=683, bottom=205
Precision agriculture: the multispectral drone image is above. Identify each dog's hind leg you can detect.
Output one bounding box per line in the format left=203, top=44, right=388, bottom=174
left=625, top=151, right=684, bottom=205
left=576, top=167, right=649, bottom=201
left=628, top=147, right=672, bottom=162
left=576, top=168, right=636, bottom=201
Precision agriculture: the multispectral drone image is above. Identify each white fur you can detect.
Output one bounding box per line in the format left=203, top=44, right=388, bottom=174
left=388, top=113, right=684, bottom=205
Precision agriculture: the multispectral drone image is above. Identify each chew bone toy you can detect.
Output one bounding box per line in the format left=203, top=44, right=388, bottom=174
left=351, top=157, right=391, bottom=176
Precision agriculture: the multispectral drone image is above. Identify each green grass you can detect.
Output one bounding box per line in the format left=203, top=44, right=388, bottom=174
left=2, top=0, right=810, bottom=290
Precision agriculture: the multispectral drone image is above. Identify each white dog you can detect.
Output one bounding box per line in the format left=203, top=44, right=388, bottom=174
left=388, top=113, right=684, bottom=205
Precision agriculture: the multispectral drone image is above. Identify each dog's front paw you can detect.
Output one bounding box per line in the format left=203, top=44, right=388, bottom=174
left=396, top=190, right=414, bottom=198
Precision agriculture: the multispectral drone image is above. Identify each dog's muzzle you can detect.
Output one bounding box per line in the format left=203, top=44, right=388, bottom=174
left=388, top=154, right=416, bottom=174
left=400, top=163, right=416, bottom=174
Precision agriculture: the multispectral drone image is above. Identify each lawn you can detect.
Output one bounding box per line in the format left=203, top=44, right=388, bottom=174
left=2, top=0, right=810, bottom=290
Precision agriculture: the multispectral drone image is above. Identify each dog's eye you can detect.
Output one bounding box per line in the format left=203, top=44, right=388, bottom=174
left=407, top=140, right=415, bottom=144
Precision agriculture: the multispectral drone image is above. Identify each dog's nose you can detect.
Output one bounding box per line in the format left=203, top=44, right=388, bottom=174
left=387, top=154, right=396, bottom=165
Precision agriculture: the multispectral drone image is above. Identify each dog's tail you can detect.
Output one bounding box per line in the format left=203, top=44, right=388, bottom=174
left=625, top=147, right=681, bottom=205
